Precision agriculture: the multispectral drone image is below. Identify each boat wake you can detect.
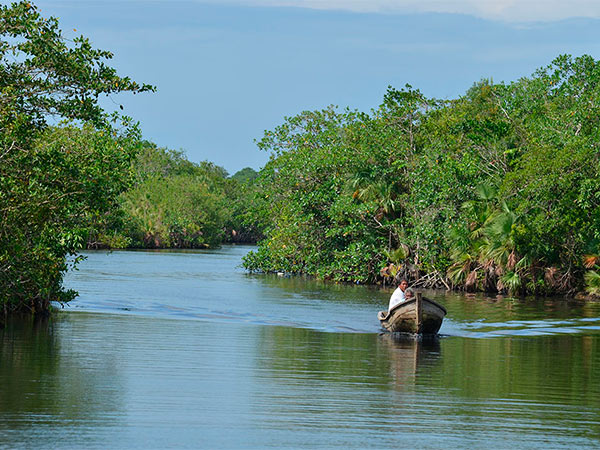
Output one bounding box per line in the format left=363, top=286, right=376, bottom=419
left=62, top=298, right=376, bottom=333
left=442, top=317, right=600, bottom=338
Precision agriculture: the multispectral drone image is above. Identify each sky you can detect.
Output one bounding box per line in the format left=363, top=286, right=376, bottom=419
left=32, top=0, right=600, bottom=174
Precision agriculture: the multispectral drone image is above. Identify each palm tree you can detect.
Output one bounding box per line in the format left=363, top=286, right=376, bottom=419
left=350, top=172, right=404, bottom=251
left=448, top=182, right=529, bottom=294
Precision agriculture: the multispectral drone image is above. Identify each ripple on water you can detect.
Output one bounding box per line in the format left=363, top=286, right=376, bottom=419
left=64, top=249, right=600, bottom=340
left=13, top=248, right=600, bottom=448
left=445, top=316, right=600, bottom=338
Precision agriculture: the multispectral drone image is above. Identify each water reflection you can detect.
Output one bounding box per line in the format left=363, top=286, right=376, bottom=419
left=377, top=334, right=441, bottom=390
left=0, top=317, right=60, bottom=415
left=0, top=315, right=124, bottom=447
left=253, top=325, right=600, bottom=447
left=1, top=247, right=594, bottom=448
left=423, top=290, right=600, bottom=337
left=428, top=289, right=600, bottom=322
left=2, top=313, right=600, bottom=448
left=255, top=273, right=384, bottom=306
left=257, top=327, right=443, bottom=394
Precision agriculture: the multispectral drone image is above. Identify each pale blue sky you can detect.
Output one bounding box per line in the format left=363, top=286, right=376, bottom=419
left=35, top=1, right=600, bottom=173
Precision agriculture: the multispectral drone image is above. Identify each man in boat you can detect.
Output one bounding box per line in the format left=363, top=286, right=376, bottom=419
left=388, top=278, right=414, bottom=311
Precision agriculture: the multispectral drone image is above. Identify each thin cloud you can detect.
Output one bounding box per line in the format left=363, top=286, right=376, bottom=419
left=196, top=0, right=600, bottom=22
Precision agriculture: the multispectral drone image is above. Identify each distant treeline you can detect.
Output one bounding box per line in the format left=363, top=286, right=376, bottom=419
left=2, top=1, right=599, bottom=319
left=86, top=143, right=261, bottom=250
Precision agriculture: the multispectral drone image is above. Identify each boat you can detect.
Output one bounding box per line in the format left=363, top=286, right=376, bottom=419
left=378, top=292, right=447, bottom=334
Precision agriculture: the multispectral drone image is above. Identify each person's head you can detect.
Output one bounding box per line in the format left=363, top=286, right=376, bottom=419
left=398, top=279, right=408, bottom=291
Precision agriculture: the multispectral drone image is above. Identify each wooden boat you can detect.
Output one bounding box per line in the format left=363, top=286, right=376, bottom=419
left=378, top=292, right=447, bottom=334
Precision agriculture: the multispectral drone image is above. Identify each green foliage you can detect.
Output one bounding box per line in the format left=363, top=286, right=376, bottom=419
left=1, top=122, right=142, bottom=313
left=88, top=141, right=263, bottom=249
left=242, top=106, right=392, bottom=282
left=231, top=167, right=258, bottom=184
left=3, top=1, right=597, bottom=310
left=0, top=2, right=152, bottom=315
left=222, top=174, right=264, bottom=244
left=585, top=270, right=600, bottom=296
left=132, top=142, right=202, bottom=181
left=244, top=55, right=600, bottom=297
left=90, top=144, right=234, bottom=249
left=0, top=2, right=153, bottom=127
left=120, top=173, right=228, bottom=248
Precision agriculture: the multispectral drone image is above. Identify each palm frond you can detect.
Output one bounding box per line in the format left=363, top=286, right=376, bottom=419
left=485, top=211, right=515, bottom=240
left=383, top=244, right=410, bottom=263
left=515, top=255, right=531, bottom=271
left=447, top=256, right=474, bottom=284
left=475, top=182, right=497, bottom=201
left=501, top=271, right=521, bottom=294
left=584, top=270, right=600, bottom=295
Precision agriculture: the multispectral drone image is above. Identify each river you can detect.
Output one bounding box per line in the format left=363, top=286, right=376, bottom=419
left=1, top=246, right=599, bottom=448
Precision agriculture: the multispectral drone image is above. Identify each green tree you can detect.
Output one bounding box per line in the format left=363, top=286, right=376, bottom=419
left=0, top=1, right=153, bottom=315
left=119, top=171, right=229, bottom=249
left=245, top=55, right=600, bottom=297
left=231, top=167, right=258, bottom=184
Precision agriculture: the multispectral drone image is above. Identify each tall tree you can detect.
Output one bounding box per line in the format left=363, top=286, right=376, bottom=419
left=0, top=1, right=153, bottom=315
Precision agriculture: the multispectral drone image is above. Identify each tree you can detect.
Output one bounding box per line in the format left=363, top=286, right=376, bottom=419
left=244, top=55, right=600, bottom=297
left=0, top=1, right=153, bottom=316
left=231, top=167, right=258, bottom=184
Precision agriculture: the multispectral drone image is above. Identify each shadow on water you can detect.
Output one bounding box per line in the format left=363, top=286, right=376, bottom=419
left=0, top=316, right=59, bottom=415
left=0, top=315, right=123, bottom=445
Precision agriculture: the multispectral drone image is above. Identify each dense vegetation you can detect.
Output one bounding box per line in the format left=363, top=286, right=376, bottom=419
left=2, top=1, right=599, bottom=320
left=242, top=56, right=600, bottom=297
left=0, top=1, right=153, bottom=315
left=87, top=143, right=261, bottom=250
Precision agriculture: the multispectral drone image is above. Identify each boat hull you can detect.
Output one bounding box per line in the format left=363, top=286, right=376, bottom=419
left=378, top=296, right=447, bottom=334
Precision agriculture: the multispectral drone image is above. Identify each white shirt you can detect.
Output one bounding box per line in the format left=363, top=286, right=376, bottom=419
left=388, top=287, right=406, bottom=311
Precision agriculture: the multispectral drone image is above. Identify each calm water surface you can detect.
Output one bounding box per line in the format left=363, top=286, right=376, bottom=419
left=2, top=246, right=600, bottom=448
